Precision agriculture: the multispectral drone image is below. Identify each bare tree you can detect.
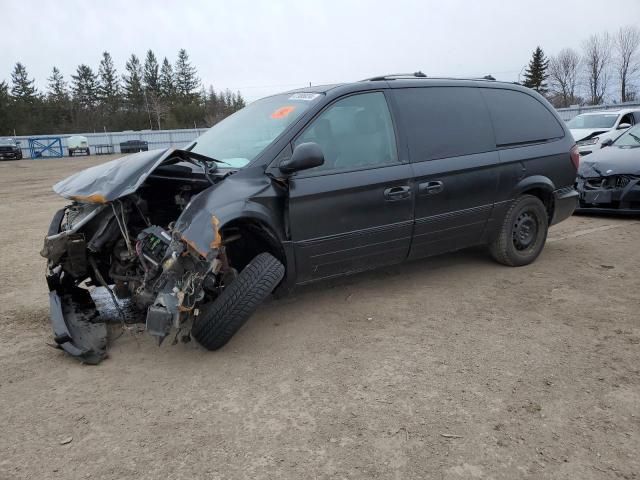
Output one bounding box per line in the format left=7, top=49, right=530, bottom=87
left=614, top=26, right=640, bottom=103
left=582, top=33, right=612, bottom=105
left=548, top=48, right=581, bottom=107
left=146, top=91, right=170, bottom=130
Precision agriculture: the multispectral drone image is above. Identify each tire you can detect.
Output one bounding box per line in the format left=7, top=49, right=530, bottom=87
left=68, top=149, right=73, bottom=157
left=489, top=194, right=549, bottom=267
left=192, top=252, right=285, bottom=350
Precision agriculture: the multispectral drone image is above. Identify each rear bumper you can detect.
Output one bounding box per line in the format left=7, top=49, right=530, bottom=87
left=551, top=187, right=578, bottom=225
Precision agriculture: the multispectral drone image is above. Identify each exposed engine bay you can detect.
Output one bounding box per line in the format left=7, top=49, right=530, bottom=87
left=41, top=153, right=239, bottom=363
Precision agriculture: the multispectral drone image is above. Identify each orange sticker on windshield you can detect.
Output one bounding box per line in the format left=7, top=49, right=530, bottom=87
left=271, top=106, right=295, bottom=119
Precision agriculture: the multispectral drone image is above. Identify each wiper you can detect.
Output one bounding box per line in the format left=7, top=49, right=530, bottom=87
left=174, top=148, right=236, bottom=186
left=177, top=148, right=233, bottom=167
left=627, top=132, right=640, bottom=144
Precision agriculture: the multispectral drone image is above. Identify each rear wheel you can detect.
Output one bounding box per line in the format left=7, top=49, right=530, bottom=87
left=192, top=252, right=285, bottom=350
left=489, top=194, right=549, bottom=267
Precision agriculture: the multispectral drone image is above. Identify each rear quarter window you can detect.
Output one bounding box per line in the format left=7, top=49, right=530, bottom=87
left=482, top=88, right=564, bottom=146
left=393, top=87, right=495, bottom=161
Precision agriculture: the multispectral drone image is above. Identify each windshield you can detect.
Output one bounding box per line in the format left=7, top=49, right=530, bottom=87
left=613, top=124, right=640, bottom=147
left=567, top=113, right=618, bottom=129
left=0, top=138, right=16, bottom=146
left=190, top=92, right=323, bottom=168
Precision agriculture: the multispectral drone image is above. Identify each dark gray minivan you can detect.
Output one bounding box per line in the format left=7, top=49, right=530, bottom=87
left=43, top=74, right=579, bottom=363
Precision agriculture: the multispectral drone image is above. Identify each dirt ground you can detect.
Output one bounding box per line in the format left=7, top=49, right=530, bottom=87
left=0, top=155, right=638, bottom=480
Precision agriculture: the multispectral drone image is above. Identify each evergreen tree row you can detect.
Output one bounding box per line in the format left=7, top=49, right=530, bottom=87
left=0, top=49, right=246, bottom=136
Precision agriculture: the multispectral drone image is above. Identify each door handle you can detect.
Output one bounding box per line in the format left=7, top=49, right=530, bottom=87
left=419, top=181, right=444, bottom=195
left=383, top=185, right=411, bottom=201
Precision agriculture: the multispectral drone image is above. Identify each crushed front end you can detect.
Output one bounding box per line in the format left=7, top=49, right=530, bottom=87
left=41, top=150, right=238, bottom=363
left=576, top=174, right=640, bottom=214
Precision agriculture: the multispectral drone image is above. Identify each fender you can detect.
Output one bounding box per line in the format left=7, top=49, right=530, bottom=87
left=513, top=174, right=556, bottom=197
left=174, top=167, right=286, bottom=259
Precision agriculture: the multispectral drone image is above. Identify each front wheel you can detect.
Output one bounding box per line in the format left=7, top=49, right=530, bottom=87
left=192, top=252, right=285, bottom=350
left=489, top=194, right=549, bottom=267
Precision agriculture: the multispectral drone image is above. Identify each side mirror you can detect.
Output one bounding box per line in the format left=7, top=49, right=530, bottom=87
left=15, top=140, right=21, bottom=145
left=279, top=142, right=324, bottom=174
left=601, top=138, right=614, bottom=147
left=617, top=123, right=631, bottom=130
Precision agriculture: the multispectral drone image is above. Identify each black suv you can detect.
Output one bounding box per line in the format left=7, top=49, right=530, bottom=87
left=0, top=138, right=23, bottom=160
left=42, top=75, right=578, bottom=363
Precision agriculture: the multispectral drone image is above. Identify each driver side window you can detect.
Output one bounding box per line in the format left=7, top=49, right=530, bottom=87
left=294, top=92, right=398, bottom=173
left=619, top=113, right=634, bottom=126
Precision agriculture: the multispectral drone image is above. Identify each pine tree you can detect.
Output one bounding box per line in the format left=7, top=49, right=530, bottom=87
left=11, top=62, right=37, bottom=102
left=71, top=64, right=99, bottom=108
left=0, top=80, right=11, bottom=134
left=234, top=90, right=246, bottom=109
left=522, top=46, right=549, bottom=94
left=122, top=54, right=144, bottom=110
left=143, top=50, right=160, bottom=95
left=47, top=67, right=68, bottom=102
left=98, top=51, right=120, bottom=111
left=174, top=49, right=200, bottom=100
left=159, top=57, right=176, bottom=99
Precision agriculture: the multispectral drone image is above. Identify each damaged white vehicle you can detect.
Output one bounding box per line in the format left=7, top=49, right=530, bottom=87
left=568, top=109, right=640, bottom=156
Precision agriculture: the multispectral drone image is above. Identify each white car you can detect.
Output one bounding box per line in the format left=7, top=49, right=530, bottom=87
left=567, top=109, right=640, bottom=155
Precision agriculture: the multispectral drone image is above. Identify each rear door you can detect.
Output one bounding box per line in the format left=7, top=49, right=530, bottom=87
left=390, top=86, right=499, bottom=259
left=287, top=91, right=414, bottom=284
left=480, top=88, right=568, bottom=224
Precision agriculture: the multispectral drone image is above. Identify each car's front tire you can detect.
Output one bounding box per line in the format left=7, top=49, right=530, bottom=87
left=192, top=252, right=285, bottom=351
left=489, top=194, right=549, bottom=267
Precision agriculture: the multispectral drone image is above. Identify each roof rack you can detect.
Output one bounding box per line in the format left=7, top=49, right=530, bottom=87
left=363, top=71, right=427, bottom=81
left=363, top=72, right=497, bottom=82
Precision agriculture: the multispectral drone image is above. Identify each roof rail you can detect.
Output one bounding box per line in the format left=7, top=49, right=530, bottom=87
left=362, top=72, right=499, bottom=82
left=363, top=71, right=427, bottom=81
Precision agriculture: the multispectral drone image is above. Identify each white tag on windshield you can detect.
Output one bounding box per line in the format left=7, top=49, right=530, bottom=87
left=288, top=93, right=320, bottom=101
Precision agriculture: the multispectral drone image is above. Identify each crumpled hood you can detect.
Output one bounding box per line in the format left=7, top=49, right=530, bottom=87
left=578, top=146, right=640, bottom=177
left=53, top=148, right=174, bottom=203
left=570, top=128, right=608, bottom=142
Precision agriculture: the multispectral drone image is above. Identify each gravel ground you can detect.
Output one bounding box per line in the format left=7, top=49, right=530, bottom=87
left=0, top=155, right=639, bottom=480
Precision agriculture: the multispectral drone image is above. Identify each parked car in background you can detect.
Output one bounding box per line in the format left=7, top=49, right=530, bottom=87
left=41, top=75, right=579, bottom=364
left=119, top=139, right=149, bottom=153
left=0, top=138, right=23, bottom=160
left=567, top=109, right=640, bottom=156
left=576, top=124, right=640, bottom=214
left=68, top=135, right=90, bottom=156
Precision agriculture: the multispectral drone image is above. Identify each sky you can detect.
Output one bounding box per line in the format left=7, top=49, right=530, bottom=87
left=1, top=0, right=639, bottom=101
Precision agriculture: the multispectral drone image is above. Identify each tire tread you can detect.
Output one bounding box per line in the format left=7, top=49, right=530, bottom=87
left=192, top=252, right=284, bottom=350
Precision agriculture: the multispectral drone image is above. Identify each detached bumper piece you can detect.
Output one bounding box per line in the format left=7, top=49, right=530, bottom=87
left=47, top=274, right=107, bottom=365
left=576, top=175, right=640, bottom=214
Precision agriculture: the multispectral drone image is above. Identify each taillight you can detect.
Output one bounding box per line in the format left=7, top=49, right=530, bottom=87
left=570, top=144, right=580, bottom=170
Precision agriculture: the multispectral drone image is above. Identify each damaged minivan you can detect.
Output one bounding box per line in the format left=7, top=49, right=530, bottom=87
left=42, top=74, right=579, bottom=363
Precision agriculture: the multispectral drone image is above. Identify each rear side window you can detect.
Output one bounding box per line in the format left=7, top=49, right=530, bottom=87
left=482, top=88, right=564, bottom=146
left=393, top=87, right=495, bottom=161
